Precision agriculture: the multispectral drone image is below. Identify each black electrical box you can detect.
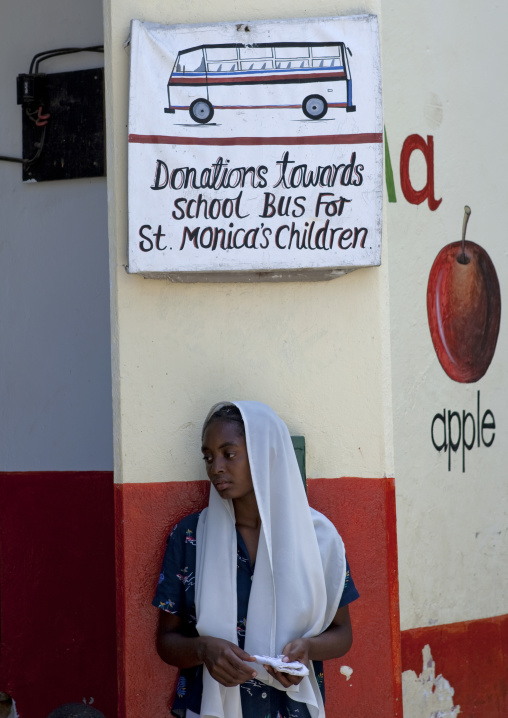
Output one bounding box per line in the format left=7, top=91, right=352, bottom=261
left=21, top=67, right=105, bottom=182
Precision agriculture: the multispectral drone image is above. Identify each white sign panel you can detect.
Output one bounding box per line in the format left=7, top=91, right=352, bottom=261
left=128, top=15, right=382, bottom=281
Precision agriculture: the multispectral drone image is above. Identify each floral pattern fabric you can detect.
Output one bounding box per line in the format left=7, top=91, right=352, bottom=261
left=153, top=512, right=359, bottom=718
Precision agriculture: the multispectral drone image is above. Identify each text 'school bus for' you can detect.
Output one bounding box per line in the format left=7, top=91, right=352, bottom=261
left=164, top=42, right=356, bottom=124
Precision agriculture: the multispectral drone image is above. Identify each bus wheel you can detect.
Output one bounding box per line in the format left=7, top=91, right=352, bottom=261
left=189, top=99, right=214, bottom=124
left=302, top=95, right=328, bottom=120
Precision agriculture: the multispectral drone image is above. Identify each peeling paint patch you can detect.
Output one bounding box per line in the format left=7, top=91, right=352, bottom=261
left=340, top=665, right=353, bottom=681
left=402, top=644, right=460, bottom=718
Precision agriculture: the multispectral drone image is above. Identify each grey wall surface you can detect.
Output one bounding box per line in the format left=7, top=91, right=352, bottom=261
left=0, top=0, right=113, bottom=469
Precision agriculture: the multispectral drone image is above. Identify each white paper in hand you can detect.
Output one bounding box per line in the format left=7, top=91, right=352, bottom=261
left=253, top=654, right=310, bottom=676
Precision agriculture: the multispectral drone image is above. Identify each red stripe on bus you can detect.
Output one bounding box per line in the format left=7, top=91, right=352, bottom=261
left=129, top=133, right=382, bottom=146
left=171, top=72, right=346, bottom=85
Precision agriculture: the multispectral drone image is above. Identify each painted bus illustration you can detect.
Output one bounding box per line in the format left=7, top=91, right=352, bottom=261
left=164, top=42, right=356, bottom=124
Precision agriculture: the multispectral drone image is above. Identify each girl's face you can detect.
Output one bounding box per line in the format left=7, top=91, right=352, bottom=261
left=201, top=419, right=254, bottom=501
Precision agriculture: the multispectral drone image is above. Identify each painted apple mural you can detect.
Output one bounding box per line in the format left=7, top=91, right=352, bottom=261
left=427, top=206, right=501, bottom=383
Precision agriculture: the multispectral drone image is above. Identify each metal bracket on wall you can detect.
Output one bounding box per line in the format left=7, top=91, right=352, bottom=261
left=0, top=46, right=105, bottom=180
left=20, top=67, right=105, bottom=182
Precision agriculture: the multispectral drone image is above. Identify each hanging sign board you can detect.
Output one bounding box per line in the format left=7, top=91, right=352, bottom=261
left=127, top=15, right=382, bottom=281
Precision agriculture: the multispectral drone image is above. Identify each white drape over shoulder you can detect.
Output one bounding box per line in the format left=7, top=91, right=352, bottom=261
left=195, top=401, right=346, bottom=718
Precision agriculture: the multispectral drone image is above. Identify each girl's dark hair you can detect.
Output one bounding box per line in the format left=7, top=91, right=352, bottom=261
left=204, top=404, right=245, bottom=435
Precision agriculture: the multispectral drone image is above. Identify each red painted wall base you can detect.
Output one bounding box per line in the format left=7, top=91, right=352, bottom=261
left=4, top=470, right=506, bottom=718
left=115, top=476, right=402, bottom=718
left=402, top=614, right=508, bottom=717
left=0, top=472, right=117, bottom=718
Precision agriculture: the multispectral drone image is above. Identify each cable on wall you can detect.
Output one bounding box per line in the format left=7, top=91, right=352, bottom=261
left=0, top=46, right=104, bottom=167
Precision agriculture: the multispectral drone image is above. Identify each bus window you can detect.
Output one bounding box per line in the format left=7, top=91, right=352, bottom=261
left=241, top=60, right=274, bottom=70
left=178, top=50, right=205, bottom=73
left=312, top=45, right=342, bottom=58
left=239, top=46, right=274, bottom=60
left=205, top=47, right=238, bottom=62
left=207, top=62, right=238, bottom=72
left=277, top=60, right=310, bottom=68
left=312, top=57, right=343, bottom=68
left=274, top=46, right=310, bottom=60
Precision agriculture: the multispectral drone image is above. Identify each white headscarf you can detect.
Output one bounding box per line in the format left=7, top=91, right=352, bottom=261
left=195, top=401, right=346, bottom=718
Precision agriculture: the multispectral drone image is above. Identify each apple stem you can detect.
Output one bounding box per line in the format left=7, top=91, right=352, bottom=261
left=459, top=205, right=472, bottom=264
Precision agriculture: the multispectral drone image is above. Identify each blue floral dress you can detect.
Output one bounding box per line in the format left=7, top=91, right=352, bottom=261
left=153, top=512, right=359, bottom=718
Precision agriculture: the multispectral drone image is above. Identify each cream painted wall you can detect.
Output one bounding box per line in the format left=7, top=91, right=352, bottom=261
left=383, top=0, right=508, bottom=628
left=105, top=0, right=508, bottom=641
left=103, top=0, right=394, bottom=487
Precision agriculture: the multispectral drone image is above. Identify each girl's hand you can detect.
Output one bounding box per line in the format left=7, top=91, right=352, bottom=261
left=199, top=636, right=257, bottom=687
left=264, top=638, right=310, bottom=688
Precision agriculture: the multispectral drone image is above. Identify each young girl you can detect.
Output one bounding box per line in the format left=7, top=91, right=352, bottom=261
left=153, top=401, right=358, bottom=718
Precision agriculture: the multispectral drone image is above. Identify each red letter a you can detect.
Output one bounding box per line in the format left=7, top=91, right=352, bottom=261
left=400, top=134, right=442, bottom=211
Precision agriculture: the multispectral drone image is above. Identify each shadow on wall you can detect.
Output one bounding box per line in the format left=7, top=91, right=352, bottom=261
left=0, top=693, right=17, bottom=718
left=46, top=705, right=106, bottom=718
left=0, top=695, right=109, bottom=718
